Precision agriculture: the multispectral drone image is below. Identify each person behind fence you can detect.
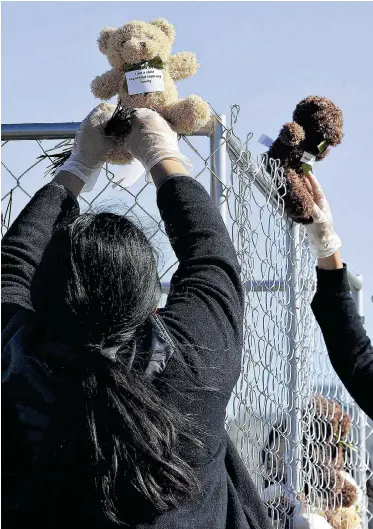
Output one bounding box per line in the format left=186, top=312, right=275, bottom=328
left=1, top=105, right=275, bottom=529
left=303, top=171, right=373, bottom=422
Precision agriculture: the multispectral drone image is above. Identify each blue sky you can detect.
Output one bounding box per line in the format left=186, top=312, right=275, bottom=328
left=2, top=0, right=373, bottom=343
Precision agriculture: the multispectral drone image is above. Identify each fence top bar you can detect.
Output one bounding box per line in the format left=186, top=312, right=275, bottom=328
left=1, top=119, right=214, bottom=141
left=1, top=122, right=80, bottom=141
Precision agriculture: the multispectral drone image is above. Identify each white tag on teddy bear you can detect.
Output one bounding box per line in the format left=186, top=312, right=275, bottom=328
left=300, top=151, right=316, bottom=166
left=125, top=68, right=165, bottom=95
left=258, top=134, right=275, bottom=148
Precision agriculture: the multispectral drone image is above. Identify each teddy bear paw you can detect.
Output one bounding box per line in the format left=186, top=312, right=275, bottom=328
left=166, top=95, right=210, bottom=135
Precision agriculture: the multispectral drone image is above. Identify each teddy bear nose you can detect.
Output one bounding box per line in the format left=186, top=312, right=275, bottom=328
left=140, top=41, right=147, bottom=49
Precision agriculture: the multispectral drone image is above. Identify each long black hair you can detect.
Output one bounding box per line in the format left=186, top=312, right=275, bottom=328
left=29, top=212, right=202, bottom=525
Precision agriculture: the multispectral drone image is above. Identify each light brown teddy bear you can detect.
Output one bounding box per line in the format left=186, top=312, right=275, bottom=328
left=90, top=18, right=211, bottom=165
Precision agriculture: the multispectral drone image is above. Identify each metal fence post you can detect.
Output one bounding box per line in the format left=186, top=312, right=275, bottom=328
left=286, top=222, right=303, bottom=499
left=210, top=115, right=227, bottom=224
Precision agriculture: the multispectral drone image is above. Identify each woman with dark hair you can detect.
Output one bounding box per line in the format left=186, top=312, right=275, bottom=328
left=2, top=105, right=273, bottom=529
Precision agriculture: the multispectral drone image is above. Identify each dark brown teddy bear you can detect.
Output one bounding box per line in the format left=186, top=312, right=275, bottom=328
left=266, top=96, right=343, bottom=224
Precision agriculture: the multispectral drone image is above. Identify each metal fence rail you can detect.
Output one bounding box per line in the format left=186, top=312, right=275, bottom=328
left=2, top=107, right=372, bottom=528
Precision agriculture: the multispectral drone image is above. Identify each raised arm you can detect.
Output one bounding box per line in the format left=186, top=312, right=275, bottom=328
left=311, top=259, right=373, bottom=420
left=124, top=110, right=244, bottom=394
left=156, top=173, right=244, bottom=365
left=122, top=113, right=244, bottom=460
left=1, top=182, right=80, bottom=326
left=2, top=103, right=118, bottom=330
left=305, top=173, right=373, bottom=420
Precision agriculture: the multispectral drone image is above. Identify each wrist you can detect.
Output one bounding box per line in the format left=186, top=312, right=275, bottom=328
left=57, top=158, right=103, bottom=191
left=151, top=159, right=189, bottom=186
left=64, top=154, right=103, bottom=175
left=317, top=251, right=343, bottom=270
left=143, top=150, right=191, bottom=173
left=308, top=231, right=342, bottom=260
left=52, top=170, right=85, bottom=197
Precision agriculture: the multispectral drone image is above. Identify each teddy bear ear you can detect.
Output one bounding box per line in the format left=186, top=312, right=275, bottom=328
left=98, top=27, right=116, bottom=54
left=151, top=18, right=175, bottom=42
left=279, top=122, right=305, bottom=147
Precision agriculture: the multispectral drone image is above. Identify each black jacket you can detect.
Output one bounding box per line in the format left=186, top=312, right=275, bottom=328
left=311, top=265, right=373, bottom=421
left=1, top=177, right=273, bottom=529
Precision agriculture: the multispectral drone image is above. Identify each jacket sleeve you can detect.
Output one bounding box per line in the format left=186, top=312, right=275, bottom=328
left=1, top=183, right=80, bottom=330
left=156, top=176, right=244, bottom=394
left=311, top=265, right=373, bottom=420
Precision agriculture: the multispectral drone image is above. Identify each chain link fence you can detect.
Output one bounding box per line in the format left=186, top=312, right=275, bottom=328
left=2, top=106, right=372, bottom=528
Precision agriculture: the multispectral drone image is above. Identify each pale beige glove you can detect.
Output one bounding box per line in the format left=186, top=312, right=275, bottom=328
left=55, top=103, right=117, bottom=193
left=125, top=108, right=192, bottom=181
left=305, top=172, right=342, bottom=259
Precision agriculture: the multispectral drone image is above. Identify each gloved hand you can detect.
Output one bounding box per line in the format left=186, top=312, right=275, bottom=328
left=125, top=108, right=192, bottom=181
left=55, top=103, right=117, bottom=193
left=305, top=172, right=342, bottom=259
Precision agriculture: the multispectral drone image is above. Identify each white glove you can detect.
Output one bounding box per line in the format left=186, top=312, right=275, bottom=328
left=125, top=108, right=192, bottom=182
left=293, top=513, right=332, bottom=529
left=55, top=103, right=117, bottom=193
left=305, top=172, right=342, bottom=259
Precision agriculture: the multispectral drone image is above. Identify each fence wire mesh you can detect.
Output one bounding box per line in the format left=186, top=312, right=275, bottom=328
left=1, top=107, right=372, bottom=529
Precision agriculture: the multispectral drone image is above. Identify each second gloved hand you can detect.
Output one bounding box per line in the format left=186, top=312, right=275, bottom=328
left=305, top=172, right=342, bottom=259
left=125, top=109, right=192, bottom=181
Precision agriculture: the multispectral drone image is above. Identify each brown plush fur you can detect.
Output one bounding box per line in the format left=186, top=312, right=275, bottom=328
left=90, top=18, right=210, bottom=165
left=340, top=481, right=358, bottom=508
left=267, top=96, right=343, bottom=224
left=310, top=396, right=351, bottom=441
left=308, top=397, right=358, bottom=510
left=316, top=467, right=357, bottom=509
left=325, top=507, right=361, bottom=529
